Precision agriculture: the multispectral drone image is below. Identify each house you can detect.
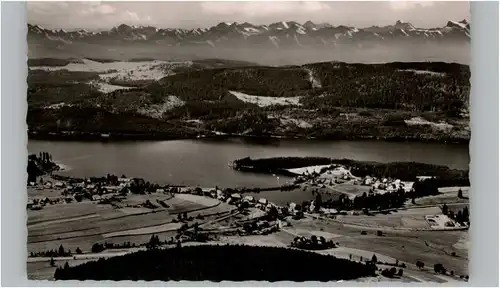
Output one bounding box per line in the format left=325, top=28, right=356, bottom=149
left=216, top=190, right=225, bottom=201
left=118, top=177, right=131, bottom=183
left=258, top=198, right=268, bottom=205
left=54, top=182, right=65, bottom=188
left=320, top=208, right=338, bottom=215
left=277, top=219, right=290, bottom=228
left=231, top=193, right=242, bottom=201
left=209, top=190, right=217, bottom=198
left=75, top=182, right=85, bottom=188
left=265, top=203, right=274, bottom=211
left=244, top=195, right=255, bottom=203
left=156, top=188, right=165, bottom=193
left=309, top=201, right=316, bottom=212
left=30, top=204, right=43, bottom=210
left=179, top=187, right=191, bottom=194
left=104, top=186, right=119, bottom=192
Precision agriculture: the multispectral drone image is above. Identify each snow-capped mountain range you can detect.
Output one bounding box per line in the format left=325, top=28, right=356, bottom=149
left=28, top=19, right=470, bottom=49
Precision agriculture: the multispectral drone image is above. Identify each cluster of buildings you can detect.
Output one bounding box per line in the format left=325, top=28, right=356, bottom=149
left=292, top=166, right=355, bottom=187
left=27, top=177, right=137, bottom=210
left=362, top=176, right=413, bottom=194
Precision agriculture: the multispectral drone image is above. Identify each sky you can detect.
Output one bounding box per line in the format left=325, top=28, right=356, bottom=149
left=27, top=1, right=470, bottom=31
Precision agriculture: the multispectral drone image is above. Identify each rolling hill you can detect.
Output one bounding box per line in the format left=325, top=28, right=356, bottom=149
left=27, top=59, right=470, bottom=143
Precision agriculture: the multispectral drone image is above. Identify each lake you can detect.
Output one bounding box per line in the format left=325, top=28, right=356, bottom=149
left=28, top=138, right=469, bottom=190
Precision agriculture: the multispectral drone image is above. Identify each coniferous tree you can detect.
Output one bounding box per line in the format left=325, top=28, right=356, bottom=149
left=58, top=245, right=65, bottom=256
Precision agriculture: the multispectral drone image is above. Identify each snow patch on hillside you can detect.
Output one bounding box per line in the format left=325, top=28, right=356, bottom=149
left=279, top=116, right=312, bottom=128
left=404, top=117, right=453, bottom=131
left=229, top=91, right=302, bottom=107
left=30, top=58, right=192, bottom=82
left=137, top=95, right=185, bottom=119
left=44, top=102, right=74, bottom=110
left=397, top=69, right=446, bottom=77
left=90, top=81, right=132, bottom=93
left=268, top=36, right=280, bottom=48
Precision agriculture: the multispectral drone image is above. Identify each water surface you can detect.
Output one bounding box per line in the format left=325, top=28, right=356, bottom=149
left=28, top=138, right=469, bottom=190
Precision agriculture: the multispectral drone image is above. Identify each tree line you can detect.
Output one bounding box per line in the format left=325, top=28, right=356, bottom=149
left=29, top=244, right=79, bottom=258
left=27, top=152, right=59, bottom=184
left=442, top=203, right=470, bottom=226
left=233, top=157, right=469, bottom=184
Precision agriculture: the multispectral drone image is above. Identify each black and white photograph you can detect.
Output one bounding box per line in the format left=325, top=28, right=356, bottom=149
left=26, top=1, right=471, bottom=283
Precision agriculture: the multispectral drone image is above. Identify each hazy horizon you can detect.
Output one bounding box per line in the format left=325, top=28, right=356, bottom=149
left=28, top=1, right=470, bottom=31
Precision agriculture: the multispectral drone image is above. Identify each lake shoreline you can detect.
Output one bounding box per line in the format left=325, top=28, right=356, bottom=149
left=28, top=131, right=470, bottom=145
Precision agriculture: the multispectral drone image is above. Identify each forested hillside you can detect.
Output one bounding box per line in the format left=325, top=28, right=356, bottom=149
left=27, top=60, right=470, bottom=143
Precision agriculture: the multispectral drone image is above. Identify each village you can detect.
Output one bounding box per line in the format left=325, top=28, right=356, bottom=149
left=27, top=153, right=469, bottom=282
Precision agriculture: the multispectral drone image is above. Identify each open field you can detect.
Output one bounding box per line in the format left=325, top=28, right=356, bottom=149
left=27, top=191, right=233, bottom=254
left=287, top=217, right=468, bottom=277
left=335, top=205, right=467, bottom=232
left=27, top=202, right=468, bottom=281
left=229, top=91, right=302, bottom=107
left=336, top=206, right=442, bottom=230
left=182, top=216, right=467, bottom=281
left=27, top=202, right=114, bottom=224
left=28, top=258, right=93, bottom=280
left=29, top=58, right=187, bottom=81
left=103, top=222, right=183, bottom=238
left=408, top=187, right=469, bottom=207
left=330, top=183, right=372, bottom=198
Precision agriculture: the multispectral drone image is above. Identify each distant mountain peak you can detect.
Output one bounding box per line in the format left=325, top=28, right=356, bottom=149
left=446, top=20, right=469, bottom=30
left=394, top=20, right=415, bottom=30
left=27, top=19, right=470, bottom=50
left=215, top=22, right=232, bottom=28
